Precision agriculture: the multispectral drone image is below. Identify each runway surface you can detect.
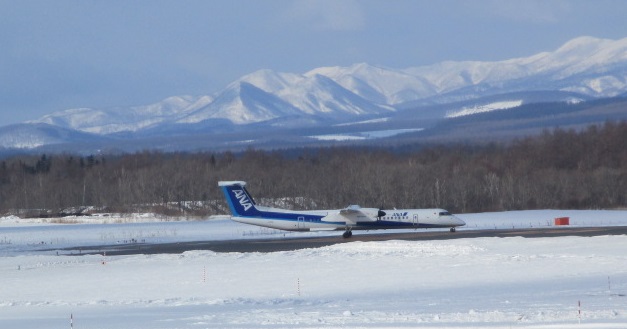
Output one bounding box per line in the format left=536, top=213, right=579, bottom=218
left=59, top=225, right=627, bottom=256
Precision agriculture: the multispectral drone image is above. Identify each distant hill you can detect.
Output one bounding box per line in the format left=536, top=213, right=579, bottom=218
left=1, top=36, right=627, bottom=153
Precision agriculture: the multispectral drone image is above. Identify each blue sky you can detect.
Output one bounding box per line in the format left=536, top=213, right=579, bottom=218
left=1, top=0, right=627, bottom=125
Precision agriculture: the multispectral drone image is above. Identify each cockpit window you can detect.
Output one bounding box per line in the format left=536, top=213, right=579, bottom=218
left=439, top=211, right=451, bottom=216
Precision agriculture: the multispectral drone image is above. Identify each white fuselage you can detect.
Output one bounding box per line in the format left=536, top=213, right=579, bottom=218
left=231, top=206, right=465, bottom=232
left=219, top=181, right=465, bottom=236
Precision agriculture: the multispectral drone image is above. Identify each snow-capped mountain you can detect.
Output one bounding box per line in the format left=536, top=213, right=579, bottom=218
left=0, top=123, right=106, bottom=149
left=173, top=70, right=394, bottom=125
left=32, top=95, right=213, bottom=135
left=6, top=35, right=627, bottom=151
left=307, top=63, right=437, bottom=105
left=314, top=36, right=627, bottom=106
left=275, top=73, right=394, bottom=117
left=175, top=81, right=302, bottom=125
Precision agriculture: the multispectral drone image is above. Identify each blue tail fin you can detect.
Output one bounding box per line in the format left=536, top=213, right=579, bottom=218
left=218, top=181, right=261, bottom=217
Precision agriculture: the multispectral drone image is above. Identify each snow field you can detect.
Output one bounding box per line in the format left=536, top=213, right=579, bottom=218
left=2, top=234, right=627, bottom=328
left=2, top=209, right=627, bottom=328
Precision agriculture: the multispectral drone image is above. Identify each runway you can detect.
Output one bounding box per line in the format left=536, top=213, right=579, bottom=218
left=59, top=225, right=627, bottom=256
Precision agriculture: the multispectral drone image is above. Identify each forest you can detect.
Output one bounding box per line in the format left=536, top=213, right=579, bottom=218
left=1, top=121, right=626, bottom=218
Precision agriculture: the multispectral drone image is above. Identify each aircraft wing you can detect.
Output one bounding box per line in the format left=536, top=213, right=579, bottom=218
left=338, top=205, right=378, bottom=223
left=339, top=205, right=362, bottom=215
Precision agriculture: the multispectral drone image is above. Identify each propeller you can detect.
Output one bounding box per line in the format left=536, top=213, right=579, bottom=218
left=377, top=208, right=386, bottom=221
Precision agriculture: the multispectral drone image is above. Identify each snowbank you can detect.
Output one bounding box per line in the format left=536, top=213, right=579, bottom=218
left=1, top=236, right=626, bottom=328
left=1, top=210, right=626, bottom=328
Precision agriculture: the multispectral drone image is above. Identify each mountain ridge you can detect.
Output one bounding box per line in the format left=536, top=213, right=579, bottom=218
left=2, top=35, right=627, bottom=151
left=29, top=36, right=627, bottom=133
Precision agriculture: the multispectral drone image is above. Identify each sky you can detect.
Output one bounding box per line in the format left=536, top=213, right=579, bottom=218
left=1, top=0, right=627, bottom=125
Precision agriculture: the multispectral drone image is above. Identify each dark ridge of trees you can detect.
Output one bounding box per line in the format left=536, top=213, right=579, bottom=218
left=1, top=122, right=626, bottom=217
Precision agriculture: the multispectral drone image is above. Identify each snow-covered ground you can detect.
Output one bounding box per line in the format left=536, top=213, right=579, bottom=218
left=308, top=128, right=424, bottom=141
left=1, top=210, right=627, bottom=328
left=445, top=100, right=523, bottom=118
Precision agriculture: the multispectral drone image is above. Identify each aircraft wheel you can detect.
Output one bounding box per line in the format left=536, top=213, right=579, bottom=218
left=342, top=231, right=353, bottom=238
left=450, top=227, right=456, bottom=233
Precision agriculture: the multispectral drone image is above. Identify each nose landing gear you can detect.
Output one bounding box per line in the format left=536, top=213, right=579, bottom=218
left=342, top=229, right=353, bottom=238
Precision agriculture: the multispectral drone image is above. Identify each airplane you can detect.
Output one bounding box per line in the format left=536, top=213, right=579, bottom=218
left=219, top=181, right=465, bottom=238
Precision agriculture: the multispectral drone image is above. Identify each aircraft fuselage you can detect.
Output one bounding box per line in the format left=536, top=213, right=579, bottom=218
left=231, top=206, right=464, bottom=232
left=219, top=181, right=465, bottom=237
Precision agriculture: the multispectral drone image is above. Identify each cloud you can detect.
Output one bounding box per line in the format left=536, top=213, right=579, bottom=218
left=284, top=0, right=366, bottom=31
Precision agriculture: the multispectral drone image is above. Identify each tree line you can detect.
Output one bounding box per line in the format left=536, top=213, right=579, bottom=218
left=1, top=121, right=626, bottom=217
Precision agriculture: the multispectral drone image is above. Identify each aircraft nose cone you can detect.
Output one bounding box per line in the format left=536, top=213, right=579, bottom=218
left=454, top=216, right=466, bottom=226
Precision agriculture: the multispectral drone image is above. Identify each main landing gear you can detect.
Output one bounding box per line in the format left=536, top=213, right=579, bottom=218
left=342, top=229, right=353, bottom=238
left=450, top=227, right=457, bottom=233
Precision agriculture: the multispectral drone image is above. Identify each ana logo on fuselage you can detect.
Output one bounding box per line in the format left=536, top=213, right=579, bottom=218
left=233, top=189, right=253, bottom=211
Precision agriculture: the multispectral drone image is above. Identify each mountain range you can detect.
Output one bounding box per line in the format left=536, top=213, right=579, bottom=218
left=2, top=36, right=627, bottom=153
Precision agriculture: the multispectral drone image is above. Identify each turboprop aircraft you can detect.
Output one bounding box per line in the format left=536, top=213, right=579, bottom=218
left=219, top=181, right=465, bottom=238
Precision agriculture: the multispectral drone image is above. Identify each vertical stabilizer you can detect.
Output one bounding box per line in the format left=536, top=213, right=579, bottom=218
left=218, top=181, right=261, bottom=217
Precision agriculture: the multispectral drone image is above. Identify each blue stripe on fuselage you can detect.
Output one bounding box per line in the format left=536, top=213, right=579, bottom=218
left=244, top=210, right=325, bottom=222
